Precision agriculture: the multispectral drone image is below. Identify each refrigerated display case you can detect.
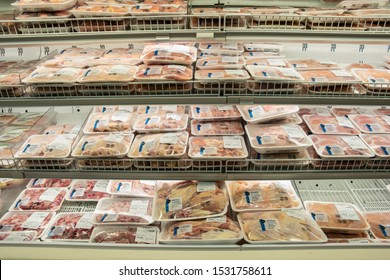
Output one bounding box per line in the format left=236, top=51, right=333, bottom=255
left=0, top=0, right=390, bottom=259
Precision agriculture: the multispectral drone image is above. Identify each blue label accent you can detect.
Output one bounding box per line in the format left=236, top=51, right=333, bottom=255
left=248, top=109, right=253, bottom=118
left=144, top=67, right=150, bottom=76
left=311, top=212, right=316, bottom=221
left=70, top=189, right=76, bottom=198
left=136, top=5, right=140, bottom=9
left=117, top=182, right=122, bottom=191
left=146, top=105, right=150, bottom=114
left=32, top=179, right=39, bottom=185
left=102, top=107, right=106, bottom=113
left=106, top=50, right=113, bottom=54
left=257, top=153, right=261, bottom=159
left=15, top=199, right=22, bottom=209
left=379, top=224, right=388, bottom=237
left=207, top=44, right=212, bottom=49
left=84, top=69, right=91, bottom=77
left=196, top=107, right=200, bottom=114
left=244, top=191, right=250, bottom=204
left=203, top=61, right=208, bottom=66
left=370, top=78, right=376, bottom=83
left=165, top=199, right=171, bottom=212
left=154, top=50, right=159, bottom=56
left=48, top=226, right=55, bottom=237
left=173, top=226, right=179, bottom=236
left=200, top=52, right=204, bottom=57
left=311, top=78, right=316, bottom=82
left=139, top=141, right=145, bottom=152
left=326, top=146, right=333, bottom=155
left=256, top=136, right=262, bottom=145
left=145, top=118, right=151, bottom=125
left=293, top=64, right=297, bottom=68
left=262, top=71, right=267, bottom=77
left=100, top=213, right=108, bottom=222
left=200, top=147, right=205, bottom=155
left=208, top=73, right=212, bottom=78
left=254, top=63, right=258, bottom=66
left=249, top=52, right=254, bottom=56
left=381, top=146, right=389, bottom=155
left=259, top=219, right=266, bottom=231
left=366, top=123, right=373, bottom=132
left=197, top=124, right=201, bottom=131
left=22, top=144, right=30, bottom=153
left=81, top=141, right=88, bottom=151
left=93, top=120, right=100, bottom=130
left=320, top=124, right=326, bottom=133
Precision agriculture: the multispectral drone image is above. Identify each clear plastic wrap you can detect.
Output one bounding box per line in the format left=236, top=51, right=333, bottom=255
left=56, top=48, right=105, bottom=58
left=304, top=201, right=370, bottom=233
left=238, top=210, right=328, bottom=244
left=0, top=126, right=28, bottom=144
left=94, top=106, right=137, bottom=113
left=130, top=4, right=186, bottom=16
left=245, top=124, right=312, bottom=154
left=22, top=67, right=84, bottom=84
left=39, top=57, right=96, bottom=69
left=137, top=105, right=186, bottom=115
left=245, top=58, right=291, bottom=68
left=153, top=180, right=228, bottom=221
left=78, top=65, right=138, bottom=83
left=360, top=134, right=390, bottom=157
left=190, top=120, right=244, bottom=136
left=141, top=44, right=197, bottom=65
left=190, top=105, right=241, bottom=121
left=102, top=48, right=142, bottom=65
left=70, top=5, right=129, bottom=18
left=0, top=231, right=37, bottom=242
left=198, top=43, right=244, bottom=56
left=348, top=115, right=390, bottom=133
left=246, top=66, right=303, bottom=82
left=90, top=225, right=159, bottom=244
left=330, top=107, right=373, bottom=117
left=0, top=113, right=20, bottom=126
left=93, top=197, right=154, bottom=225
left=67, top=180, right=111, bottom=201
left=237, top=105, right=299, bottom=124
left=195, top=69, right=250, bottom=81
left=303, top=115, right=360, bottom=135
left=374, top=108, right=390, bottom=115
left=12, top=112, right=44, bottom=126
left=26, top=178, right=72, bottom=189
left=135, top=65, right=193, bottom=81
left=43, top=124, right=81, bottom=135
left=133, top=113, right=189, bottom=133
left=289, top=59, right=341, bottom=71
left=226, top=180, right=302, bottom=212
left=83, top=112, right=136, bottom=134
left=188, top=136, right=248, bottom=159
left=364, top=212, right=390, bottom=240
left=196, top=56, right=245, bottom=70
left=10, top=188, right=67, bottom=211
left=107, top=180, right=156, bottom=198
left=11, top=0, right=78, bottom=12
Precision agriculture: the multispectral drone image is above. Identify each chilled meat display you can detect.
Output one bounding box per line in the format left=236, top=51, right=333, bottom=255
left=226, top=180, right=302, bottom=211
left=191, top=120, right=245, bottom=136
left=246, top=66, right=304, bottom=82
left=133, top=113, right=189, bottom=133
left=303, top=115, right=360, bottom=135
left=364, top=212, right=390, bottom=239
left=107, top=180, right=156, bottom=198
left=360, top=134, right=390, bottom=157
left=27, top=178, right=72, bottom=189
left=238, top=210, right=327, bottom=243
left=91, top=226, right=159, bottom=244
left=137, top=105, right=186, bottom=115
left=22, top=67, right=84, bottom=84
left=198, top=43, right=244, bottom=56
left=141, top=44, right=196, bottom=65
left=67, top=180, right=111, bottom=201
left=196, top=56, right=245, bottom=70
left=83, top=112, right=136, bottom=133
left=188, top=136, right=248, bottom=159
left=0, top=231, right=37, bottom=242
left=78, top=65, right=138, bottom=83
left=348, top=115, right=390, bottom=133
left=351, top=69, right=390, bottom=92
left=237, top=105, right=300, bottom=124
left=44, top=213, right=94, bottom=241
left=11, top=188, right=67, bottom=211
left=154, top=180, right=228, bottom=221
left=195, top=69, right=250, bottom=80
left=135, top=65, right=193, bottom=81
left=289, top=59, right=341, bottom=71
left=304, top=201, right=370, bottom=233
left=245, top=58, right=291, bottom=68
left=70, top=5, right=129, bottom=18
left=190, top=105, right=241, bottom=121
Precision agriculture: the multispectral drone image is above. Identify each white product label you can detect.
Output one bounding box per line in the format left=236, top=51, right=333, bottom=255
left=135, top=227, right=157, bottom=244
left=327, top=145, right=345, bottom=155
left=312, top=76, right=328, bottom=82
left=382, top=115, right=390, bottom=126
left=70, top=125, right=81, bottom=135
left=198, top=123, right=211, bottom=131
left=223, top=136, right=242, bottom=149
left=143, top=140, right=156, bottom=151
left=331, top=69, right=353, bottom=77
left=248, top=106, right=264, bottom=118
left=262, top=70, right=279, bottom=79
left=341, top=136, right=367, bottom=150
left=369, top=77, right=389, bottom=83
left=225, top=70, right=244, bottom=76
left=47, top=135, right=72, bottom=151
left=208, top=72, right=224, bottom=78
left=267, top=59, right=286, bottom=67
left=167, top=65, right=187, bottom=72
left=166, top=113, right=182, bottom=121
left=217, top=105, right=233, bottom=111
left=111, top=111, right=130, bottom=122
left=145, top=106, right=159, bottom=114
left=311, top=212, right=328, bottom=222
left=100, top=106, right=115, bottom=113
left=222, top=8, right=241, bottom=12
left=117, top=181, right=133, bottom=193
left=22, top=212, right=49, bottom=230
left=336, top=116, right=354, bottom=128
left=75, top=213, right=94, bottom=230
left=319, top=61, right=336, bottom=65
left=201, top=147, right=217, bottom=155
left=72, top=188, right=85, bottom=198
left=139, top=180, right=156, bottom=187
left=101, top=214, right=118, bottom=222
left=0, top=225, right=14, bottom=232
left=279, top=68, right=300, bottom=78
left=202, top=60, right=218, bottom=66
left=118, top=106, right=134, bottom=112
left=138, top=5, right=153, bottom=10
left=293, top=63, right=308, bottom=68
left=197, top=182, right=216, bottom=192
left=257, top=135, right=275, bottom=145
left=285, top=210, right=306, bottom=221
left=282, top=125, right=304, bottom=138
left=335, top=204, right=361, bottom=221
left=222, top=43, right=238, bottom=50
left=366, top=123, right=383, bottom=132
left=160, top=133, right=179, bottom=144
left=39, top=189, right=61, bottom=202
left=161, top=105, right=177, bottom=112
left=0, top=128, right=25, bottom=141
left=109, top=65, right=129, bottom=75
left=196, top=106, right=210, bottom=114
left=259, top=219, right=280, bottom=231
left=167, top=197, right=182, bottom=211
left=147, top=116, right=161, bottom=125
left=93, top=180, right=109, bottom=193
left=315, top=108, right=331, bottom=116
left=322, top=124, right=337, bottom=133
left=145, top=67, right=162, bottom=75
left=32, top=179, right=45, bottom=187
left=246, top=191, right=262, bottom=203
left=222, top=56, right=239, bottom=63
left=49, top=225, right=66, bottom=237
left=4, top=232, right=34, bottom=242
left=206, top=215, right=227, bottom=223
left=348, top=239, right=370, bottom=244
left=174, top=224, right=192, bottom=235
left=129, top=200, right=149, bottom=215
left=104, top=134, right=124, bottom=143
left=57, top=68, right=78, bottom=76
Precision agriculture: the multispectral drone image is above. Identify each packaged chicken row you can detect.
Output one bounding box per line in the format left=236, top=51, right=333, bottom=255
left=349, top=115, right=390, bottom=133
left=303, top=115, right=360, bottom=135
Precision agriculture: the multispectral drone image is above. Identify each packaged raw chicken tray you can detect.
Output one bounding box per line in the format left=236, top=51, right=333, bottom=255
left=0, top=231, right=37, bottom=242
left=246, top=66, right=304, bottom=82
left=93, top=197, right=154, bottom=225
left=137, top=105, right=186, bottom=115
left=304, top=201, right=370, bottom=233
left=70, top=5, right=129, bottom=18
left=66, top=180, right=111, bottom=201
left=237, top=105, right=299, bottom=124
left=159, top=216, right=243, bottom=244
left=78, top=65, right=138, bottom=83
left=141, top=44, right=197, bottom=66
left=44, top=124, right=81, bottom=135
left=56, top=48, right=106, bottom=58
left=22, top=67, right=84, bottom=84
left=188, top=136, right=248, bottom=159
left=11, top=0, right=78, bottom=12
left=15, top=10, right=72, bottom=22
left=39, top=57, right=97, bottom=69
left=289, top=59, right=341, bottom=71
left=26, top=178, right=72, bottom=189
left=0, top=73, right=24, bottom=97
left=310, top=135, right=375, bottom=159
left=196, top=56, right=246, bottom=70
left=351, top=69, right=390, bottom=93
left=10, top=188, right=67, bottom=212
left=128, top=131, right=189, bottom=158
left=42, top=212, right=94, bottom=242
left=190, top=105, right=241, bottom=121
left=133, top=113, right=189, bottom=133
left=12, top=112, right=44, bottom=126
left=360, top=134, right=390, bottom=157
left=94, top=105, right=137, bottom=113
left=135, top=65, right=193, bottom=81
left=250, top=149, right=311, bottom=167
left=195, top=69, right=250, bottom=81
left=303, top=115, right=360, bottom=135
left=348, top=115, right=390, bottom=134
left=245, top=124, right=311, bottom=154
left=153, top=180, right=228, bottom=221
left=130, top=4, right=186, bottom=17
left=0, top=145, right=15, bottom=169
left=330, top=107, right=373, bottom=117
left=83, top=112, right=136, bottom=134
left=198, top=43, right=244, bottom=56
left=191, top=120, right=245, bottom=136
left=0, top=126, right=28, bottom=144
left=101, top=48, right=142, bottom=65
left=0, top=211, right=55, bottom=239
left=226, top=180, right=302, bottom=212
left=107, top=180, right=156, bottom=198
left=0, top=113, right=19, bottom=126
left=364, top=212, right=390, bottom=240
left=245, top=58, right=291, bottom=68
left=238, top=210, right=327, bottom=244
left=90, top=225, right=159, bottom=244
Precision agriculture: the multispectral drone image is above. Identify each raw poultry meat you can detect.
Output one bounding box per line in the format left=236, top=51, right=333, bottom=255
left=288, top=59, right=341, bottom=71
left=27, top=178, right=72, bottom=189
left=245, top=124, right=311, bottom=154
left=93, top=197, right=154, bottom=225
left=190, top=105, right=241, bottom=121
left=303, top=115, right=360, bottom=135
left=195, top=69, right=250, bottom=80
left=133, top=113, right=189, bottom=132
left=198, top=43, right=244, bottom=56
left=45, top=213, right=94, bottom=241
left=129, top=131, right=188, bottom=158
left=72, top=134, right=134, bottom=157
left=237, top=105, right=300, bottom=124
left=348, top=115, right=390, bottom=133
left=44, top=124, right=80, bottom=135
left=102, top=48, right=142, bottom=60
left=137, top=105, right=186, bottom=115
left=305, top=201, right=370, bottom=233
left=141, top=44, right=196, bottom=65
left=351, top=69, right=390, bottom=91
left=12, top=188, right=67, bottom=211
left=250, top=149, right=311, bottom=167
left=70, top=5, right=129, bottom=17
left=94, top=106, right=137, bottom=113
left=310, top=135, right=374, bottom=158
left=191, top=120, right=245, bottom=136
left=0, top=113, right=19, bottom=126
left=22, top=67, right=84, bottom=84
left=364, top=212, right=390, bottom=239
left=39, top=57, right=95, bottom=69
left=56, top=48, right=105, bottom=58
left=226, top=181, right=302, bottom=211
left=360, top=134, right=390, bottom=157
left=374, top=108, right=390, bottom=115
left=246, top=66, right=303, bottom=81
left=78, top=65, right=138, bottom=83
left=0, top=73, right=21, bottom=85
left=91, top=226, right=158, bottom=244
left=188, top=136, right=248, bottom=159
left=0, top=211, right=54, bottom=237
left=107, top=180, right=156, bottom=197
left=84, top=112, right=136, bottom=133
left=345, top=63, right=375, bottom=71
left=331, top=107, right=373, bottom=116
left=68, top=180, right=111, bottom=201
left=154, top=180, right=228, bottom=221
left=130, top=4, right=187, bottom=15
left=135, top=65, right=193, bottom=81
left=160, top=217, right=242, bottom=241
left=196, top=56, right=245, bottom=70
left=0, top=231, right=36, bottom=242
left=238, top=210, right=327, bottom=243
left=245, top=58, right=291, bottom=68
left=15, top=135, right=74, bottom=158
